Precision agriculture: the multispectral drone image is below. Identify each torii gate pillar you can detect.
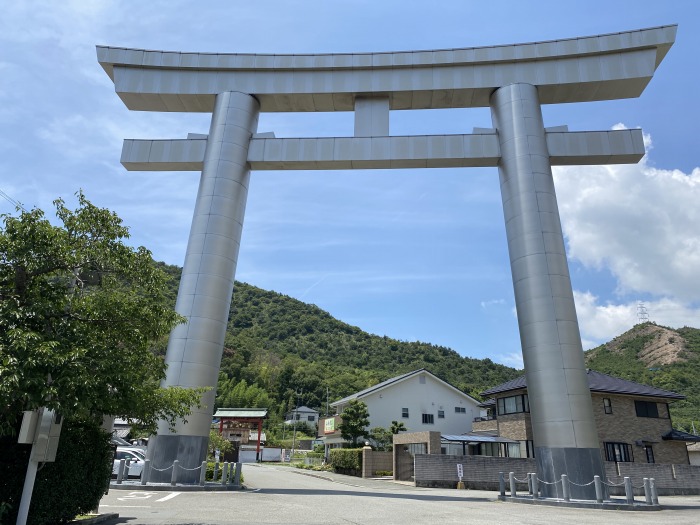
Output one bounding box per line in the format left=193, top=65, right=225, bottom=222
left=491, top=83, right=602, bottom=496
left=147, top=92, right=259, bottom=482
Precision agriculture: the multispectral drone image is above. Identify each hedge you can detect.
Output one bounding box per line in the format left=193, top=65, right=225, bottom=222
left=0, top=418, right=113, bottom=525
left=328, top=448, right=363, bottom=476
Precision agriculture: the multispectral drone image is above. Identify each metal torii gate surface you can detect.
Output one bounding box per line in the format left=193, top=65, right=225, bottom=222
left=97, top=25, right=676, bottom=496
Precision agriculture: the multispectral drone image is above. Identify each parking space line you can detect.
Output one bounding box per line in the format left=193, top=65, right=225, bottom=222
left=155, top=492, right=181, bottom=502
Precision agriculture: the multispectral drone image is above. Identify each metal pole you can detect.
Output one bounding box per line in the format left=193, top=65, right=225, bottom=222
left=594, top=475, right=604, bottom=503
left=16, top=457, right=38, bottom=525
left=509, top=472, right=516, bottom=497
left=561, top=474, right=570, bottom=502
left=624, top=476, right=634, bottom=505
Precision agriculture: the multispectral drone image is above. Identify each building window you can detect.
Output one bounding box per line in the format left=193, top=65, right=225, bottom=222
left=455, top=407, right=466, bottom=414
left=505, top=442, right=521, bottom=458
left=603, top=398, right=612, bottom=414
left=438, top=410, right=445, bottom=419
left=295, top=414, right=300, bottom=420
left=497, top=394, right=530, bottom=415
left=422, top=413, right=434, bottom=424
left=402, top=408, right=409, bottom=418
left=307, top=415, right=315, bottom=422
left=644, top=445, right=655, bottom=464
left=605, top=442, right=634, bottom=462
left=635, top=400, right=659, bottom=418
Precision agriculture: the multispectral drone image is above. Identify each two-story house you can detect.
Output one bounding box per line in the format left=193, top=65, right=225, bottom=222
left=319, top=369, right=482, bottom=450
left=474, top=369, right=693, bottom=464
left=284, top=406, right=320, bottom=427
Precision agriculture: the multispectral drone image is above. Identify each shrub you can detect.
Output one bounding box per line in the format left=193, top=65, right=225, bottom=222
left=328, top=448, right=362, bottom=475
left=1, top=418, right=113, bottom=525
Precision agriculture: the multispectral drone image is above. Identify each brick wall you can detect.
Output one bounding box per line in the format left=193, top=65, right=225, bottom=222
left=591, top=393, right=688, bottom=465
left=604, top=461, right=700, bottom=495
left=414, top=454, right=536, bottom=489
left=362, top=449, right=393, bottom=478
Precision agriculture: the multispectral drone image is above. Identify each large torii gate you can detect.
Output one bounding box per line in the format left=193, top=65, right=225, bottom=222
left=98, top=25, right=676, bottom=496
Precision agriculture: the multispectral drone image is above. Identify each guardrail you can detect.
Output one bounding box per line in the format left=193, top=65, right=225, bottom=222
left=114, top=458, right=242, bottom=487
left=499, top=471, right=659, bottom=506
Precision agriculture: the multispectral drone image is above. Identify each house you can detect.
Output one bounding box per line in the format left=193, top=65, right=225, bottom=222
left=474, top=369, right=696, bottom=464
left=319, top=369, right=482, bottom=450
left=284, top=406, right=320, bottom=426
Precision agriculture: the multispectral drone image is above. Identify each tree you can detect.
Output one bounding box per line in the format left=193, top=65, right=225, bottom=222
left=390, top=420, right=407, bottom=434
left=338, top=399, right=370, bottom=445
left=368, top=427, right=393, bottom=451
left=0, top=193, right=201, bottom=436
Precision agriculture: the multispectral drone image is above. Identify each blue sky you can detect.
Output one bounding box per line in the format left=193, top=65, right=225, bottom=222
left=1, top=1, right=699, bottom=368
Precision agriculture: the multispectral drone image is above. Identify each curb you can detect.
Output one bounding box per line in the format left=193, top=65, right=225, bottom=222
left=69, top=512, right=119, bottom=524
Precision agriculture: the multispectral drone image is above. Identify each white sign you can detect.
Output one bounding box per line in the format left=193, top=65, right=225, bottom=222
left=457, top=463, right=463, bottom=481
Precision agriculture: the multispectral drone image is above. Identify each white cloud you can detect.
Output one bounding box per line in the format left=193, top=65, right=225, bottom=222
left=554, top=135, right=700, bottom=302
left=573, top=291, right=700, bottom=349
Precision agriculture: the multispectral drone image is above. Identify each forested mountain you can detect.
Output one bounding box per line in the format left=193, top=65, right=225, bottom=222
left=585, top=323, right=700, bottom=432
left=156, top=263, right=699, bottom=433
left=155, top=263, right=521, bottom=426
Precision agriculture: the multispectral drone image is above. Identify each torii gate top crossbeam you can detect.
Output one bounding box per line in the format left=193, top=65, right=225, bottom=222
left=97, top=25, right=676, bottom=113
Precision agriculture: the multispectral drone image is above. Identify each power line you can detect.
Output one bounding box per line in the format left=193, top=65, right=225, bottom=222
left=0, top=188, right=27, bottom=212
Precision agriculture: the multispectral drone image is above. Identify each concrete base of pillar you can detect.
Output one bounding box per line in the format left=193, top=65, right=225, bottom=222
left=535, top=446, right=607, bottom=500
left=146, top=434, right=209, bottom=484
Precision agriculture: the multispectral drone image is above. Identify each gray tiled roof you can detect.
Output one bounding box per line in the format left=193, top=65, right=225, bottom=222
left=481, top=369, right=685, bottom=400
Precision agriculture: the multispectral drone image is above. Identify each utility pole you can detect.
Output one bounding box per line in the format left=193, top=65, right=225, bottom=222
left=290, top=389, right=302, bottom=462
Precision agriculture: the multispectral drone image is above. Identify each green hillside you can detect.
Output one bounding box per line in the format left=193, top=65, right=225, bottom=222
left=585, top=323, right=700, bottom=432
left=155, top=263, right=521, bottom=427
left=156, top=263, right=700, bottom=434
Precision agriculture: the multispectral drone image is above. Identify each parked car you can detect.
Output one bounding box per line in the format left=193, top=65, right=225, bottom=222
left=112, top=448, right=146, bottom=478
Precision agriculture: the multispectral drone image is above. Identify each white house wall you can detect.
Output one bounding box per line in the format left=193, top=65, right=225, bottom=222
left=358, top=374, right=480, bottom=435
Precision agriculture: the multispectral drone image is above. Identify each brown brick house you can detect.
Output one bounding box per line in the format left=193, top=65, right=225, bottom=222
left=473, top=370, right=694, bottom=465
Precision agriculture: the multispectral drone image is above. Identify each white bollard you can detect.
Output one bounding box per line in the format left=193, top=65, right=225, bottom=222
left=594, top=475, right=604, bottom=503
left=531, top=474, right=539, bottom=500
left=222, top=462, right=229, bottom=485
left=624, top=476, right=634, bottom=505
left=116, top=459, right=126, bottom=484
left=199, top=460, right=207, bottom=486
left=650, top=478, right=659, bottom=505
left=141, top=459, right=150, bottom=485
left=171, top=460, right=179, bottom=486
left=233, top=462, right=242, bottom=487
left=499, top=472, right=505, bottom=498
left=561, top=474, right=570, bottom=502
left=509, top=472, right=516, bottom=497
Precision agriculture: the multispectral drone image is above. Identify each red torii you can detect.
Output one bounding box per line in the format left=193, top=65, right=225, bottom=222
left=213, top=408, right=268, bottom=461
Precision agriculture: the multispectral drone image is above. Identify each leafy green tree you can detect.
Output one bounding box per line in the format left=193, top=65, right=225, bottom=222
left=368, top=427, right=393, bottom=451
left=389, top=420, right=407, bottom=434
left=338, top=399, right=370, bottom=445
left=0, top=193, right=201, bottom=436
left=208, top=430, right=233, bottom=460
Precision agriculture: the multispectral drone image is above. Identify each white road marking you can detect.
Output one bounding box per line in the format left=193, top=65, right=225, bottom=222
left=117, top=491, right=159, bottom=501
left=155, top=492, right=181, bottom=502
left=102, top=505, right=152, bottom=508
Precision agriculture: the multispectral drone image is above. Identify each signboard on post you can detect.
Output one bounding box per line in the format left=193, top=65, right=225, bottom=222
left=457, top=463, right=463, bottom=482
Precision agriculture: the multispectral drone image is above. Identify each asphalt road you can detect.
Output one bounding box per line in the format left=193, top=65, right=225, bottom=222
left=100, top=463, right=700, bottom=525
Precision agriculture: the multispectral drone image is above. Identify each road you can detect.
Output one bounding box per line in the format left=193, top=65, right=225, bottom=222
left=100, top=463, right=700, bottom=525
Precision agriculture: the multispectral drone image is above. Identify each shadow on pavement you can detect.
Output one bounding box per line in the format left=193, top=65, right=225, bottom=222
left=254, top=487, right=493, bottom=502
